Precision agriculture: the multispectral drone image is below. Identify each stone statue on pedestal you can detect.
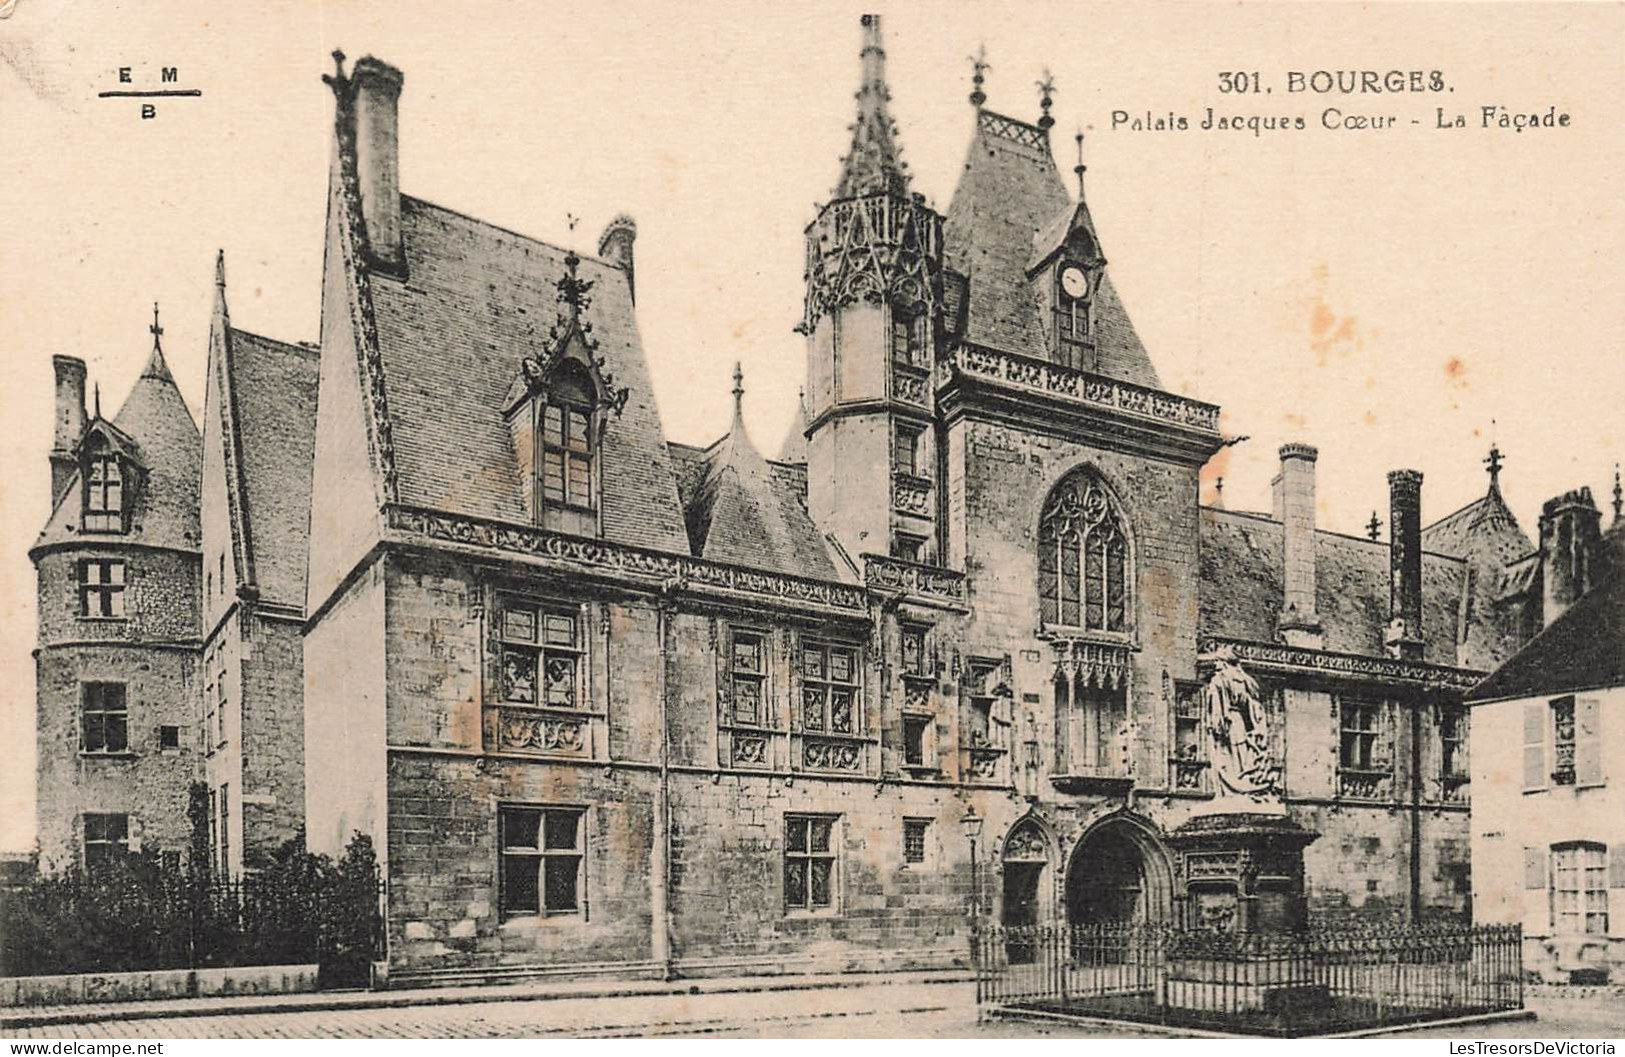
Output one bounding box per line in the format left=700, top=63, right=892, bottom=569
left=1200, top=646, right=1282, bottom=801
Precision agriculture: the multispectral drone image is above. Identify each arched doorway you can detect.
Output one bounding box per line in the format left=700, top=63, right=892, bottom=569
left=1065, top=816, right=1174, bottom=927
left=1001, top=820, right=1052, bottom=964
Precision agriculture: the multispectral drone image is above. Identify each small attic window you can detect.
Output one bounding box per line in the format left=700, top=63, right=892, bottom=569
left=541, top=362, right=595, bottom=513
left=83, top=453, right=125, bottom=533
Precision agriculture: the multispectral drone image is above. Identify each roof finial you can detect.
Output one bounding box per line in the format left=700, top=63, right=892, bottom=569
left=1613, top=464, right=1622, bottom=523
left=93, top=382, right=102, bottom=420
left=150, top=301, right=163, bottom=352
left=1485, top=443, right=1504, bottom=492
left=834, top=15, right=907, bottom=198
left=1036, top=69, right=1056, bottom=131
left=1213, top=477, right=1224, bottom=509
left=731, top=361, right=745, bottom=421
left=557, top=248, right=594, bottom=323
left=969, top=44, right=989, bottom=108
left=1073, top=129, right=1087, bottom=197
left=1367, top=511, right=1383, bottom=541
left=214, top=248, right=226, bottom=289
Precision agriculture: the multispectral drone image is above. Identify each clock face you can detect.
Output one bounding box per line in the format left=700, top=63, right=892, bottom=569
left=1060, top=265, right=1090, bottom=300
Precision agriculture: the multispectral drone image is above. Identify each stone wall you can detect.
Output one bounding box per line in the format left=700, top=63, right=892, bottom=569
left=240, top=612, right=307, bottom=865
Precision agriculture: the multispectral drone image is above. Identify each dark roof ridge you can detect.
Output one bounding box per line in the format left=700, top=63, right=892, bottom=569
left=1201, top=505, right=1467, bottom=564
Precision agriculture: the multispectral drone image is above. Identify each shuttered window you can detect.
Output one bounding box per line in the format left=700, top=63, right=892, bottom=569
left=1523, top=846, right=1546, bottom=890
left=1522, top=701, right=1547, bottom=791
left=1574, top=698, right=1604, bottom=787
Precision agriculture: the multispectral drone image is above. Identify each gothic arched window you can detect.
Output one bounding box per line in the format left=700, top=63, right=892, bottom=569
left=541, top=362, right=595, bottom=512
left=1038, top=470, right=1131, bottom=634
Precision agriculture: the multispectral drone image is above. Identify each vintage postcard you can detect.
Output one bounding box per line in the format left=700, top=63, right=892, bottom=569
left=1, top=0, right=1621, bottom=1043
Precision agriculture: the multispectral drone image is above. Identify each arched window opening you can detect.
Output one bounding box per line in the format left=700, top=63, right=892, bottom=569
left=1039, top=471, right=1131, bottom=634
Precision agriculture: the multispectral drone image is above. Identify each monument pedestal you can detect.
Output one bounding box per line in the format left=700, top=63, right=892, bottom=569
left=1164, top=810, right=1325, bottom=1014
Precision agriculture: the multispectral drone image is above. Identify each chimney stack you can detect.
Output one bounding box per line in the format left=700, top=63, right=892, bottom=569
left=597, top=214, right=637, bottom=304
left=1273, top=443, right=1322, bottom=646
left=1539, top=487, right=1601, bottom=627
left=350, top=57, right=404, bottom=271
left=50, top=355, right=87, bottom=507
left=1386, top=469, right=1425, bottom=660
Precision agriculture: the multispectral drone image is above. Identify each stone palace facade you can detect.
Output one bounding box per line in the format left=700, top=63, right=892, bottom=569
left=37, top=16, right=1593, bottom=984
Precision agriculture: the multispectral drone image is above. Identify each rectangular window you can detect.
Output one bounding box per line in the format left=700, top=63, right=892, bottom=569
left=1339, top=699, right=1383, bottom=770
left=500, top=601, right=583, bottom=709
left=158, top=725, right=180, bottom=750
left=785, top=814, right=837, bottom=911
left=903, top=714, right=930, bottom=768
left=1552, top=696, right=1577, bottom=786
left=78, top=559, right=126, bottom=619
left=890, top=533, right=925, bottom=563
left=890, top=313, right=924, bottom=368
left=542, top=405, right=593, bottom=510
left=1552, top=843, right=1608, bottom=936
left=801, top=641, right=859, bottom=734
left=728, top=628, right=766, bottom=727
left=214, top=671, right=227, bottom=747
left=903, top=818, right=929, bottom=865
left=500, top=805, right=585, bottom=918
left=81, top=682, right=128, bottom=754
left=893, top=426, right=923, bottom=478
left=1440, top=706, right=1467, bottom=780
left=900, top=624, right=928, bottom=679
left=82, top=813, right=128, bottom=868
left=84, top=456, right=124, bottom=532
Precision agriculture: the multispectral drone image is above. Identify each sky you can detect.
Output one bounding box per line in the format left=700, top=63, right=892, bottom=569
left=1, top=1, right=1621, bottom=852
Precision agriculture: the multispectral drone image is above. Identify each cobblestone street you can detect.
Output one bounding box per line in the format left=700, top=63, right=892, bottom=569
left=4, top=982, right=1618, bottom=1039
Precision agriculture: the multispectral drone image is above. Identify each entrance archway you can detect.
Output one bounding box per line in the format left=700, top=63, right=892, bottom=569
left=1001, top=820, right=1053, bottom=964
left=1065, top=816, right=1174, bottom=927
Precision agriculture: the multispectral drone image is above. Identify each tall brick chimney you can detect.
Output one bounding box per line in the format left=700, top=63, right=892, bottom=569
left=1385, top=469, right=1424, bottom=660
left=1272, top=443, right=1322, bottom=646
left=1539, top=487, right=1601, bottom=627
left=597, top=214, right=637, bottom=304
left=50, top=355, right=87, bottom=507
left=350, top=57, right=404, bottom=270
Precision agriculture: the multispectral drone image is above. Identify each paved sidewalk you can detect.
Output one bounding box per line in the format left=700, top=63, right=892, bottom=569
left=1, top=968, right=972, bottom=1031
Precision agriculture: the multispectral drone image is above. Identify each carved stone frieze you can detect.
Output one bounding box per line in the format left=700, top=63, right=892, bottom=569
left=802, top=737, right=863, bottom=771
left=860, top=555, right=966, bottom=602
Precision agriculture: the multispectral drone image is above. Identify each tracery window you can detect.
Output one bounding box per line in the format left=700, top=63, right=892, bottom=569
left=1038, top=471, right=1131, bottom=633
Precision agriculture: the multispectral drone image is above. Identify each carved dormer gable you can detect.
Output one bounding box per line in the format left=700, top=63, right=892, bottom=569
left=504, top=250, right=632, bottom=536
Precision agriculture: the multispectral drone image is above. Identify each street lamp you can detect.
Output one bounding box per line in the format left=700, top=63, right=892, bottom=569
left=961, top=809, right=984, bottom=921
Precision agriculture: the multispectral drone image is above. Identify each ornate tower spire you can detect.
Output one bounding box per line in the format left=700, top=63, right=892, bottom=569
left=834, top=14, right=907, bottom=199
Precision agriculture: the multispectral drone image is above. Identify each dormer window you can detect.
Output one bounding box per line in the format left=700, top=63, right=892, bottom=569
left=84, top=454, right=124, bottom=533
left=541, top=364, right=595, bottom=513
left=1054, top=262, right=1096, bottom=371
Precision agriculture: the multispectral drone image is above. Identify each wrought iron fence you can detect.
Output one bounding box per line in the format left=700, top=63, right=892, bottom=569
left=974, top=921, right=1522, bottom=1036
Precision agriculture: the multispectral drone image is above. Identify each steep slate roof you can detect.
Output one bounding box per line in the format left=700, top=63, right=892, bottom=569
left=1469, top=568, right=1625, bottom=702
left=1421, top=484, right=1532, bottom=567
left=1199, top=508, right=1469, bottom=665
left=943, top=110, right=1159, bottom=389
left=367, top=196, right=690, bottom=554
left=228, top=330, right=320, bottom=607
left=776, top=393, right=809, bottom=464
left=35, top=342, right=201, bottom=554
left=671, top=380, right=839, bottom=581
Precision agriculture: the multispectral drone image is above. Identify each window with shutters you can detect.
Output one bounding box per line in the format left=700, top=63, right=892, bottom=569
left=1551, top=842, right=1608, bottom=936
left=500, top=805, right=585, bottom=918
left=784, top=814, right=838, bottom=912
left=81, top=682, right=128, bottom=754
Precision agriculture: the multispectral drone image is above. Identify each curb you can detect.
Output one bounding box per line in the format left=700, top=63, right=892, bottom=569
left=2, top=971, right=975, bottom=1030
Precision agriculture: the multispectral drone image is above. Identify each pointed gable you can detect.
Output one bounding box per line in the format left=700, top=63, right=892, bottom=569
left=36, top=347, right=201, bottom=554
left=678, top=369, right=839, bottom=581
left=945, top=112, right=1159, bottom=389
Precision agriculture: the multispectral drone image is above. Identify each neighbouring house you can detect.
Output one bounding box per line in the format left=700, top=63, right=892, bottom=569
left=1468, top=486, right=1625, bottom=982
